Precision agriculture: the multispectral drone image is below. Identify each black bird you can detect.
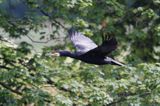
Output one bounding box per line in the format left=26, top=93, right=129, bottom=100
left=50, top=28, right=125, bottom=66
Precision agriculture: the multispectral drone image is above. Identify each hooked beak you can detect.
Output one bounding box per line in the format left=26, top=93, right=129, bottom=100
left=46, top=52, right=60, bottom=57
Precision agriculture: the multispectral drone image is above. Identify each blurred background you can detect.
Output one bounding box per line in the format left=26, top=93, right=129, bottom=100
left=0, top=0, right=160, bottom=106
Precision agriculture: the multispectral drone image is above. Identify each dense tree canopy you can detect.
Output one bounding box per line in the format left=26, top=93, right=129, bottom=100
left=0, top=0, right=160, bottom=105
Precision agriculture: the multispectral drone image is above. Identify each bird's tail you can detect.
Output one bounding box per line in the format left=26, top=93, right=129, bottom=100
left=111, top=59, right=125, bottom=66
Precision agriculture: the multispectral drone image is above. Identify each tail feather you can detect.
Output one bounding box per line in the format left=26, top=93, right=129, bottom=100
left=111, top=59, right=125, bottom=66
left=105, top=57, right=125, bottom=66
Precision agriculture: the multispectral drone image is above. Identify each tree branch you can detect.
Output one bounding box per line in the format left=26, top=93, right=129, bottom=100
left=26, top=35, right=65, bottom=44
left=53, top=20, right=68, bottom=30
left=39, top=8, right=68, bottom=30
left=0, top=65, right=11, bottom=70
left=26, top=35, right=53, bottom=43
left=0, top=36, right=15, bottom=45
left=0, top=82, right=22, bottom=95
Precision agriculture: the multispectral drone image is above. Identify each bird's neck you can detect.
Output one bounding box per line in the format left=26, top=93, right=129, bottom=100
left=59, top=51, right=77, bottom=58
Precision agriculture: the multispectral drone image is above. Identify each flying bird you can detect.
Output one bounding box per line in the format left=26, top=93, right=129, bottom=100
left=50, top=28, right=125, bottom=66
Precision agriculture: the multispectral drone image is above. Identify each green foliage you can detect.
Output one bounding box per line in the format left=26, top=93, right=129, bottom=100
left=0, top=0, right=160, bottom=106
left=44, top=59, right=160, bottom=105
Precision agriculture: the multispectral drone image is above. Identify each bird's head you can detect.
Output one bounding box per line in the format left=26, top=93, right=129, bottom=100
left=50, top=50, right=60, bottom=57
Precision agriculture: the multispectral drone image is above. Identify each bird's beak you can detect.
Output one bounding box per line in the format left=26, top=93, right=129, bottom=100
left=45, top=52, right=60, bottom=57
left=51, top=52, right=60, bottom=57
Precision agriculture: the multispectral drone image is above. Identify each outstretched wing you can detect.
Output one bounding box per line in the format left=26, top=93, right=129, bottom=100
left=68, top=28, right=97, bottom=54
left=82, top=37, right=117, bottom=56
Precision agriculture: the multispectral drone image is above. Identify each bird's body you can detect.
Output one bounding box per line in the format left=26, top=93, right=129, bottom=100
left=51, top=28, right=125, bottom=66
left=59, top=51, right=106, bottom=65
left=78, top=55, right=107, bottom=65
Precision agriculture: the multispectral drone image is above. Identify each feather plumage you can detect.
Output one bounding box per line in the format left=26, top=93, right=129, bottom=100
left=68, top=28, right=97, bottom=55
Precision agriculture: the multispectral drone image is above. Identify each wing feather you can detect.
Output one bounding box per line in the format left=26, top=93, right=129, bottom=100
left=82, top=37, right=117, bottom=56
left=68, top=28, right=97, bottom=54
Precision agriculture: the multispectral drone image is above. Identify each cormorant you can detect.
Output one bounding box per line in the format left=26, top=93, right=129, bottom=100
left=50, top=28, right=125, bottom=66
